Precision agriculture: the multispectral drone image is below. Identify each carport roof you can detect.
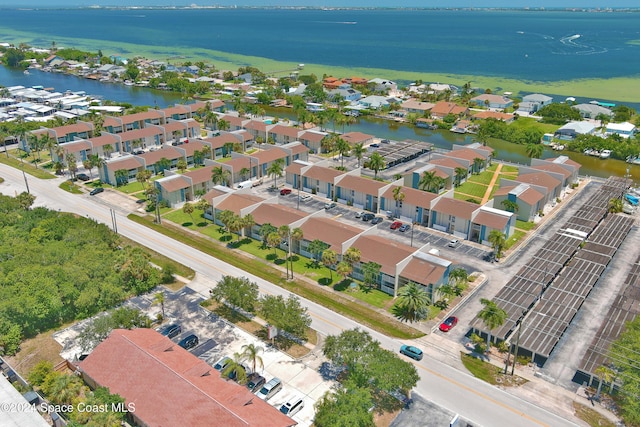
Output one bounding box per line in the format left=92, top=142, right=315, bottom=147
left=80, top=329, right=296, bottom=427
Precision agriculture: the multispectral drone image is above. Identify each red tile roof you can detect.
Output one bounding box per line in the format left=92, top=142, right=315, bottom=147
left=530, top=163, right=571, bottom=179
left=299, top=131, right=327, bottom=143
left=162, top=105, right=189, bottom=117
left=177, top=139, right=207, bottom=157
left=244, top=120, right=268, bottom=132
left=220, top=115, right=246, bottom=127
left=431, top=101, right=468, bottom=117
left=428, top=157, right=467, bottom=169
left=546, top=156, right=581, bottom=169
left=285, top=161, right=306, bottom=175
left=473, top=111, right=514, bottom=121
left=250, top=203, right=308, bottom=227
left=162, top=121, right=187, bottom=133
left=80, top=329, right=296, bottom=427
left=288, top=143, right=310, bottom=156
left=252, top=147, right=288, bottom=164
left=118, top=127, right=163, bottom=142
left=336, top=175, right=387, bottom=195
left=204, top=134, right=240, bottom=150
left=300, top=217, right=361, bottom=254
left=446, top=148, right=489, bottom=162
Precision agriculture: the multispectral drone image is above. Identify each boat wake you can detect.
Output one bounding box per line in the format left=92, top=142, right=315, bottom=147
left=551, top=33, right=608, bottom=56
left=315, top=21, right=357, bottom=25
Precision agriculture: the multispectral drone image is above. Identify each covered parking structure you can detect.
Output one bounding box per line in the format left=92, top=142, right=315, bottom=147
left=471, top=177, right=633, bottom=365
left=576, top=254, right=640, bottom=387
left=364, top=139, right=433, bottom=169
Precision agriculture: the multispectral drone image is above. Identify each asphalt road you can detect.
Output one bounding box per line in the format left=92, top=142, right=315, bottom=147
left=0, top=163, right=582, bottom=427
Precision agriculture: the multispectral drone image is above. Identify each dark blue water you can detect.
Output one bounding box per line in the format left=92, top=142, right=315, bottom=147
left=0, top=67, right=183, bottom=107
left=1, top=8, right=639, bottom=81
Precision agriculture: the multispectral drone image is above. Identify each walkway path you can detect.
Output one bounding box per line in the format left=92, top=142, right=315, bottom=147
left=481, top=163, right=503, bottom=204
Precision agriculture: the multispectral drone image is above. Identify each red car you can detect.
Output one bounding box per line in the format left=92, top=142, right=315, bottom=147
left=280, top=188, right=292, bottom=195
left=390, top=221, right=403, bottom=230
left=439, top=316, right=458, bottom=332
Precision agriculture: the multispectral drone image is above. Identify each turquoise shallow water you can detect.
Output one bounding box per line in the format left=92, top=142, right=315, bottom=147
left=1, top=8, right=639, bottom=81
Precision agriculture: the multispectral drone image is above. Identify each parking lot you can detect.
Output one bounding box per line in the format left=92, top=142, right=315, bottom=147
left=54, top=287, right=333, bottom=427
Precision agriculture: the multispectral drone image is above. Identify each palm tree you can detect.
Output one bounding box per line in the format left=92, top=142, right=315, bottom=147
left=176, top=158, right=188, bottom=173
left=289, top=227, right=304, bottom=278
left=201, top=144, right=212, bottom=161
left=156, top=157, right=171, bottom=175
left=114, top=168, right=128, bottom=186
left=266, top=231, right=282, bottom=257
left=335, top=137, right=351, bottom=168
left=259, top=223, right=277, bottom=249
left=267, top=158, right=285, bottom=189
left=608, top=198, right=623, bottom=213
left=41, top=133, right=56, bottom=159
left=89, top=154, right=103, bottom=178
left=526, top=142, right=544, bottom=159
left=27, top=133, right=41, bottom=167
left=211, top=166, right=231, bottom=187
left=477, top=298, right=507, bottom=351
left=239, top=167, right=250, bottom=181
left=352, top=142, right=366, bottom=168
left=392, top=186, right=405, bottom=217
left=193, top=150, right=204, bottom=166
left=320, top=134, right=336, bottom=154
left=183, top=202, right=195, bottom=222
left=454, top=167, right=467, bottom=187
left=488, top=230, right=506, bottom=259
left=217, top=119, right=230, bottom=132
left=153, top=292, right=165, bottom=320
left=241, top=343, right=264, bottom=374
left=394, top=282, right=430, bottom=323
left=321, top=249, right=338, bottom=282
left=343, top=247, right=361, bottom=267
left=418, top=170, right=436, bottom=192
left=501, top=200, right=519, bottom=214
left=103, top=143, right=113, bottom=158
left=66, top=153, right=78, bottom=179
left=473, top=157, right=485, bottom=174
left=594, top=365, right=616, bottom=399
left=221, top=352, right=249, bottom=384
left=308, top=239, right=328, bottom=266
left=366, top=152, right=386, bottom=179
left=136, top=169, right=151, bottom=190
left=448, top=267, right=469, bottom=295
left=336, top=261, right=352, bottom=282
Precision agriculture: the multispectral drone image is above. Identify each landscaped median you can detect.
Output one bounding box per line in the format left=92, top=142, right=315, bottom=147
left=128, top=213, right=424, bottom=339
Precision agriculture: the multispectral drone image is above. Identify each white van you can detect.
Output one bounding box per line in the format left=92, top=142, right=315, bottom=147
left=236, top=180, right=253, bottom=190
left=256, top=377, right=282, bottom=401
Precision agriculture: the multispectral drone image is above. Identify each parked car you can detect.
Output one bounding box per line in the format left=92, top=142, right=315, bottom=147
left=324, top=202, right=337, bottom=210
left=299, top=194, right=312, bottom=202
left=246, top=373, right=266, bottom=393
left=157, top=323, right=181, bottom=339
left=362, top=213, right=375, bottom=222
left=447, top=239, right=460, bottom=248
left=213, top=356, right=232, bottom=371
left=76, top=173, right=90, bottom=182
left=390, top=221, right=403, bottom=230
left=381, top=139, right=390, bottom=144
left=280, top=188, right=292, bottom=195
left=256, top=377, right=282, bottom=401
left=370, top=143, right=380, bottom=148
left=399, top=345, right=423, bottom=361
left=280, top=396, right=305, bottom=417
left=371, top=216, right=383, bottom=225
left=177, top=334, right=199, bottom=350
left=355, top=211, right=365, bottom=218
left=439, top=316, right=458, bottom=332
left=89, top=187, right=104, bottom=196
left=398, top=224, right=410, bottom=232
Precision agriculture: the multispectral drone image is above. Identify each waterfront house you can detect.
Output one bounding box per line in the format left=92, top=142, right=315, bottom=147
left=606, top=122, right=636, bottom=139
left=369, top=78, right=397, bottom=93
left=358, top=95, right=390, bottom=110
left=473, top=111, right=515, bottom=123
left=401, top=99, right=435, bottom=115
left=322, top=76, right=342, bottom=89
left=327, top=85, right=362, bottom=102
left=572, top=103, right=614, bottom=119
left=469, top=94, right=513, bottom=110
left=519, top=94, right=553, bottom=113
left=430, top=101, right=469, bottom=119
left=540, top=156, right=581, bottom=184
left=554, top=121, right=596, bottom=140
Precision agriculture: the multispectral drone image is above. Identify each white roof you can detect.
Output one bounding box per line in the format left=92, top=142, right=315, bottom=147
left=522, top=93, right=552, bottom=102
left=0, top=375, right=50, bottom=427
left=558, top=121, right=596, bottom=134
left=606, top=122, right=636, bottom=132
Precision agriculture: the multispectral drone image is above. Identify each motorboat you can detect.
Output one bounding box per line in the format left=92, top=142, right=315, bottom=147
left=600, top=149, right=612, bottom=159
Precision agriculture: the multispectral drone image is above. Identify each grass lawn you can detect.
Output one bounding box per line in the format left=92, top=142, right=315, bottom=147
left=509, top=117, right=559, bottom=134
left=506, top=230, right=526, bottom=249
left=333, top=280, right=393, bottom=309
left=500, top=164, right=519, bottom=173
left=115, top=180, right=145, bottom=194
left=467, top=172, right=494, bottom=185
left=5, top=327, right=65, bottom=377
left=455, top=181, right=489, bottom=198
left=163, top=209, right=208, bottom=228
left=59, top=180, right=83, bottom=194
left=460, top=353, right=528, bottom=387
left=454, top=192, right=481, bottom=203
left=572, top=402, right=616, bottom=427
left=516, top=220, right=536, bottom=231
left=129, top=213, right=422, bottom=339
left=0, top=153, right=57, bottom=179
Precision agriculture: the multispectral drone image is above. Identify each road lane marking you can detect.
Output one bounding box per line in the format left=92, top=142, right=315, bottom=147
left=79, top=204, right=552, bottom=427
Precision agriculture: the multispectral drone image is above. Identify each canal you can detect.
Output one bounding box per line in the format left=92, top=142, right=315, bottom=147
left=2, top=66, right=637, bottom=181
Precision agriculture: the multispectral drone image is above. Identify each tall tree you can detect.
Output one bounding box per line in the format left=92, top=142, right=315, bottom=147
left=259, top=223, right=277, bottom=249
left=501, top=199, right=519, bottom=214
left=335, top=137, right=351, bottom=168
left=321, top=249, right=338, bottom=282
left=525, top=142, right=544, bottom=159
left=211, top=166, right=231, bottom=186
left=362, top=261, right=381, bottom=290
left=152, top=292, right=165, bottom=321
left=488, top=230, right=506, bottom=259
left=336, top=260, right=352, bottom=282
left=366, top=152, right=386, bottom=179
left=477, top=298, right=507, bottom=351
left=418, top=170, right=436, bottom=192
left=352, top=142, right=366, bottom=168
left=241, top=343, right=264, bottom=374
left=393, top=282, right=430, bottom=323
left=308, top=239, right=329, bottom=266
left=114, top=168, right=128, bottom=186
left=454, top=166, right=468, bottom=187
left=209, top=275, right=259, bottom=314
left=392, top=186, right=405, bottom=217
left=267, top=158, right=285, bottom=189
left=182, top=202, right=195, bottom=222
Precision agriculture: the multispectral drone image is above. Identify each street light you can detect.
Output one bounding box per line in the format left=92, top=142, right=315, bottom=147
left=410, top=207, right=419, bottom=247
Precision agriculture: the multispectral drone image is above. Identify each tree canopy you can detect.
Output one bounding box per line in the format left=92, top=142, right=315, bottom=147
left=0, top=194, right=161, bottom=355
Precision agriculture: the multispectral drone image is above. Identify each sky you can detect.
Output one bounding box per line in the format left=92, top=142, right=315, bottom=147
left=0, top=1, right=638, bottom=8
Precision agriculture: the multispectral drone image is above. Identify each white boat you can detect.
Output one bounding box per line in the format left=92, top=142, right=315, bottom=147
left=23, top=69, right=30, bottom=75
left=584, top=148, right=593, bottom=155
left=600, top=149, right=611, bottom=159
left=590, top=150, right=601, bottom=157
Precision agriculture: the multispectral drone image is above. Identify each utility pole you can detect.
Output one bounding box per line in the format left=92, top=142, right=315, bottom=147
left=19, top=151, right=30, bottom=194
left=110, top=208, right=118, bottom=233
